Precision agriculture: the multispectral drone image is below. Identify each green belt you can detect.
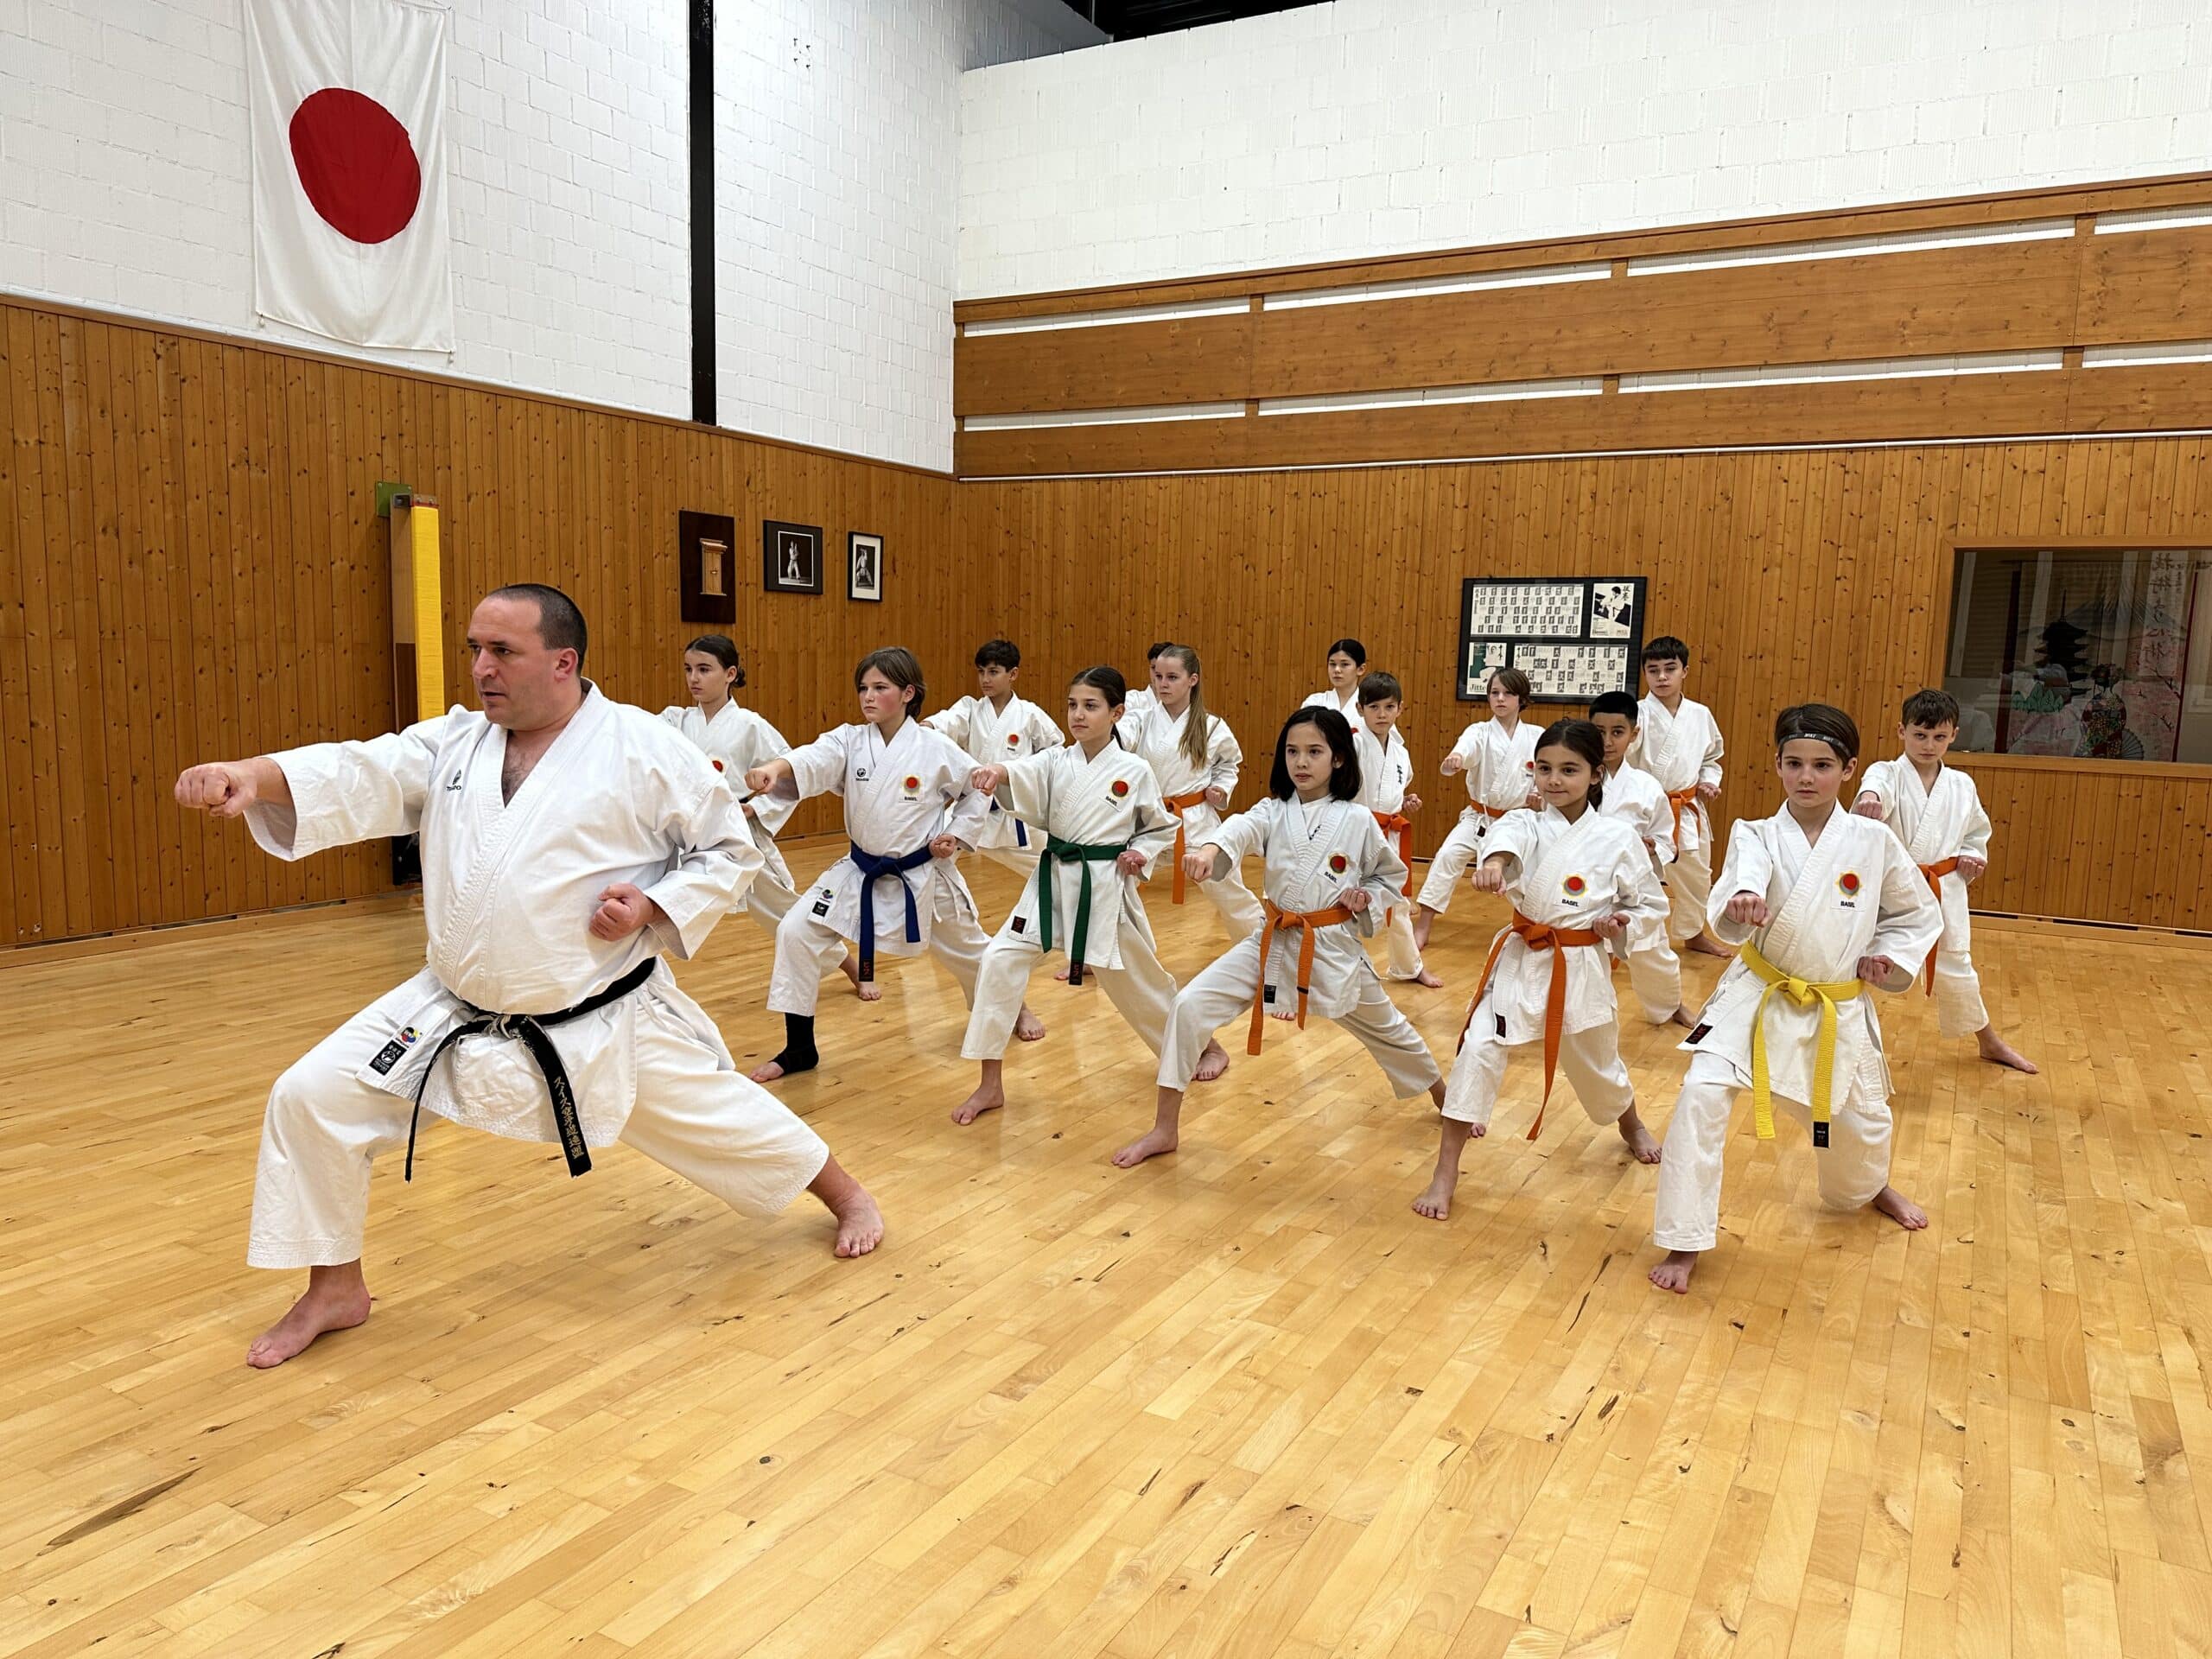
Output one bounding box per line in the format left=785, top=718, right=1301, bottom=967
left=1037, top=836, right=1128, bottom=985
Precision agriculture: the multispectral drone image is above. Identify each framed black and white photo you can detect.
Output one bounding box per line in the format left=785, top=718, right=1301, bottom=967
left=848, top=531, right=883, bottom=602
left=1455, top=575, right=1649, bottom=702
left=762, top=520, right=823, bottom=595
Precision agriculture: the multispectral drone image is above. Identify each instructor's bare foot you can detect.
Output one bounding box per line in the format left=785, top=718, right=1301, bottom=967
left=1192, top=1039, right=1230, bottom=1083
left=1649, top=1249, right=1698, bottom=1294
left=1685, top=931, right=1732, bottom=959
left=246, top=1265, right=371, bottom=1369
left=809, top=1156, right=884, bottom=1256
left=952, top=1081, right=1005, bottom=1125
left=1870, top=1185, right=1928, bottom=1230
left=1975, top=1027, right=2037, bottom=1074
left=1616, top=1107, right=1662, bottom=1165
left=1014, top=1006, right=1046, bottom=1042
left=1113, top=1128, right=1178, bottom=1168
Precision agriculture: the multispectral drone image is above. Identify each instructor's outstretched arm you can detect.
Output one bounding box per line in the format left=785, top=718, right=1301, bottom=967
left=175, top=758, right=293, bottom=817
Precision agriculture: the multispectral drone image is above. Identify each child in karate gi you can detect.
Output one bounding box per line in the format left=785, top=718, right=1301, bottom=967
left=1649, top=704, right=1942, bottom=1294
left=1589, top=690, right=1691, bottom=1027
left=1351, top=671, right=1442, bottom=988
left=1413, top=666, right=1540, bottom=956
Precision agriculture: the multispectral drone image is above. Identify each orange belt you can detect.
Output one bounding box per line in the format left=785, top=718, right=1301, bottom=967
left=1472, top=799, right=1512, bottom=821
left=1916, top=856, right=1959, bottom=993
left=1372, top=810, right=1414, bottom=896
left=1455, top=909, right=1605, bottom=1141
left=1247, top=899, right=1356, bottom=1055
left=1665, top=785, right=1700, bottom=843
left=1164, top=789, right=1211, bottom=903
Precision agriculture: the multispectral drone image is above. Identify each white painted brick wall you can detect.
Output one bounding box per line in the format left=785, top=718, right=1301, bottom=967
left=0, top=0, right=1094, bottom=467
left=957, top=0, right=2212, bottom=300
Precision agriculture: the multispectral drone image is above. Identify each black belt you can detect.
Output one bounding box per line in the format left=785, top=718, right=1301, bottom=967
left=404, top=956, right=659, bottom=1181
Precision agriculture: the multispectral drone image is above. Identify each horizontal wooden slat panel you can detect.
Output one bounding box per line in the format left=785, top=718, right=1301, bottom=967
left=1246, top=238, right=2082, bottom=399
left=959, top=437, right=2212, bottom=931
left=957, top=370, right=2086, bottom=476
left=2074, top=221, right=2212, bottom=344
left=954, top=310, right=1254, bottom=417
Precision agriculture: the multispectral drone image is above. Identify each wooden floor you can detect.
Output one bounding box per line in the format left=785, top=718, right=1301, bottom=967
left=3, top=844, right=2209, bottom=1659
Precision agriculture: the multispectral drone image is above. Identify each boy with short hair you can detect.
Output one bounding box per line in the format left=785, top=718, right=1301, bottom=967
left=1589, top=690, right=1692, bottom=1027
left=1852, top=689, right=2036, bottom=1073
left=925, top=639, right=1066, bottom=881
left=1630, top=636, right=1730, bottom=959
left=1353, top=671, right=1443, bottom=988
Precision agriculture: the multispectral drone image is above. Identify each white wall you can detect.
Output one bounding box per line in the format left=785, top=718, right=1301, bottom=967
left=0, top=0, right=1096, bottom=467
left=957, top=0, right=2212, bottom=299
left=716, top=0, right=1099, bottom=468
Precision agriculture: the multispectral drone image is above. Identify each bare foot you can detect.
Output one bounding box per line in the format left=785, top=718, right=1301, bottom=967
left=809, top=1156, right=884, bottom=1256
left=855, top=979, right=884, bottom=1003
left=246, top=1267, right=372, bottom=1369
left=1269, top=1008, right=1296, bottom=1022
left=1192, top=1039, right=1230, bottom=1083
left=1975, top=1028, right=2037, bottom=1074
left=1649, top=1249, right=1698, bottom=1293
left=1413, top=915, right=1435, bottom=951
left=1014, top=1006, right=1047, bottom=1042
left=1870, top=1185, right=1928, bottom=1230
left=1667, top=1005, right=1695, bottom=1029
left=1112, top=1127, right=1179, bottom=1168
left=1411, top=1172, right=1456, bottom=1220
left=1684, top=931, right=1732, bottom=959
left=749, top=1059, right=788, bottom=1083
left=951, top=1081, right=1005, bottom=1125
left=1053, top=967, right=1071, bottom=982
left=838, top=955, right=863, bottom=995
left=1413, top=969, right=1444, bottom=988
left=1616, top=1109, right=1662, bottom=1165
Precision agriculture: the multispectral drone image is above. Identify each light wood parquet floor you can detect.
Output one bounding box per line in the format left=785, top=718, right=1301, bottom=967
left=2, top=843, right=2209, bottom=1658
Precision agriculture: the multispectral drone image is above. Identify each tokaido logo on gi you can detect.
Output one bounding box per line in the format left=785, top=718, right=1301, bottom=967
left=367, top=1025, right=421, bottom=1075
left=445, top=769, right=463, bottom=791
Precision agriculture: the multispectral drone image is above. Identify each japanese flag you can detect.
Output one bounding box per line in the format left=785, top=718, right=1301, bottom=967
left=245, top=0, right=454, bottom=350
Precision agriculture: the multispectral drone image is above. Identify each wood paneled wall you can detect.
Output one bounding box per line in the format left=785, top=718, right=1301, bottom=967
left=953, top=173, right=2212, bottom=478
left=959, top=436, right=2212, bottom=931
left=0, top=298, right=979, bottom=946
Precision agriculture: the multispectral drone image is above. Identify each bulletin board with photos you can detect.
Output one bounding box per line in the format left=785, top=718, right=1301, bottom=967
left=1454, top=575, right=1648, bottom=703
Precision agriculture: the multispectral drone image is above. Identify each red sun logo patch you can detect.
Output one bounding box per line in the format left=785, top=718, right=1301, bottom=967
left=1838, top=871, right=1862, bottom=896
left=1328, top=854, right=1349, bottom=874
left=1563, top=874, right=1586, bottom=896
left=710, top=758, right=725, bottom=772
left=1006, top=732, right=1021, bottom=747
left=1109, top=779, right=1129, bottom=798
left=903, top=775, right=920, bottom=790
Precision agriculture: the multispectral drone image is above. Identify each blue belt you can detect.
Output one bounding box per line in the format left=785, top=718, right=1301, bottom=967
left=989, top=798, right=1029, bottom=847
left=849, top=839, right=933, bottom=982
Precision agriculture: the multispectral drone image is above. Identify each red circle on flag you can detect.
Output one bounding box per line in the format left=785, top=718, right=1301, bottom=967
left=289, top=88, right=422, bottom=245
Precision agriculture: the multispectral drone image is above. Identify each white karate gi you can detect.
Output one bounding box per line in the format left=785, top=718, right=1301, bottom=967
left=1123, top=685, right=1158, bottom=721
left=1161, top=797, right=1440, bottom=1096
left=658, top=700, right=804, bottom=936
left=1117, top=702, right=1266, bottom=942
left=1651, top=805, right=1941, bottom=1253
left=1443, top=806, right=1668, bottom=1131
left=924, top=692, right=1065, bottom=878
left=1354, top=721, right=1426, bottom=980
left=1629, top=696, right=1726, bottom=943
left=1415, top=717, right=1538, bottom=912
left=1858, top=759, right=1994, bottom=1038
left=241, top=688, right=830, bottom=1268
left=1598, top=760, right=1686, bottom=1023
left=1300, top=686, right=1362, bottom=719
left=762, top=718, right=994, bottom=1014
left=961, top=743, right=1181, bottom=1059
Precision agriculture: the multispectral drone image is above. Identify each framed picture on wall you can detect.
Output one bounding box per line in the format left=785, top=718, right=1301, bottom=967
left=763, top=520, right=823, bottom=595
left=849, top=532, right=883, bottom=602
left=678, top=510, right=737, bottom=624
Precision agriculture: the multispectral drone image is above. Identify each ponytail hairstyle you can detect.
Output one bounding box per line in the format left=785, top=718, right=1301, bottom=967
left=1069, top=664, right=1128, bottom=729
left=1327, top=637, right=1367, bottom=667
left=685, top=633, right=745, bottom=690
left=1158, top=644, right=1211, bottom=771
left=1269, top=707, right=1363, bottom=802
left=1773, top=702, right=1859, bottom=762
left=1535, top=717, right=1607, bottom=810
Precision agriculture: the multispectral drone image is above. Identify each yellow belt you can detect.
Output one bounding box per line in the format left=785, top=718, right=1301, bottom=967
left=1738, top=938, right=1862, bottom=1145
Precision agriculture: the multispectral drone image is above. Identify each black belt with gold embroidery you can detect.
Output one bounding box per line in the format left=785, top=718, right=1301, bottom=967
left=404, top=956, right=658, bottom=1181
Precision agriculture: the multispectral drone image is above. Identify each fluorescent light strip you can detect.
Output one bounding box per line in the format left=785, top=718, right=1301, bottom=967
left=1259, top=378, right=1604, bottom=416
left=2093, top=205, right=2212, bottom=235
left=1622, top=349, right=2064, bottom=394
left=1264, top=263, right=1610, bottom=310
left=961, top=298, right=1249, bottom=337
left=961, top=401, right=1247, bottom=431
left=2081, top=340, right=2212, bottom=368
left=1625, top=218, right=2075, bottom=276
